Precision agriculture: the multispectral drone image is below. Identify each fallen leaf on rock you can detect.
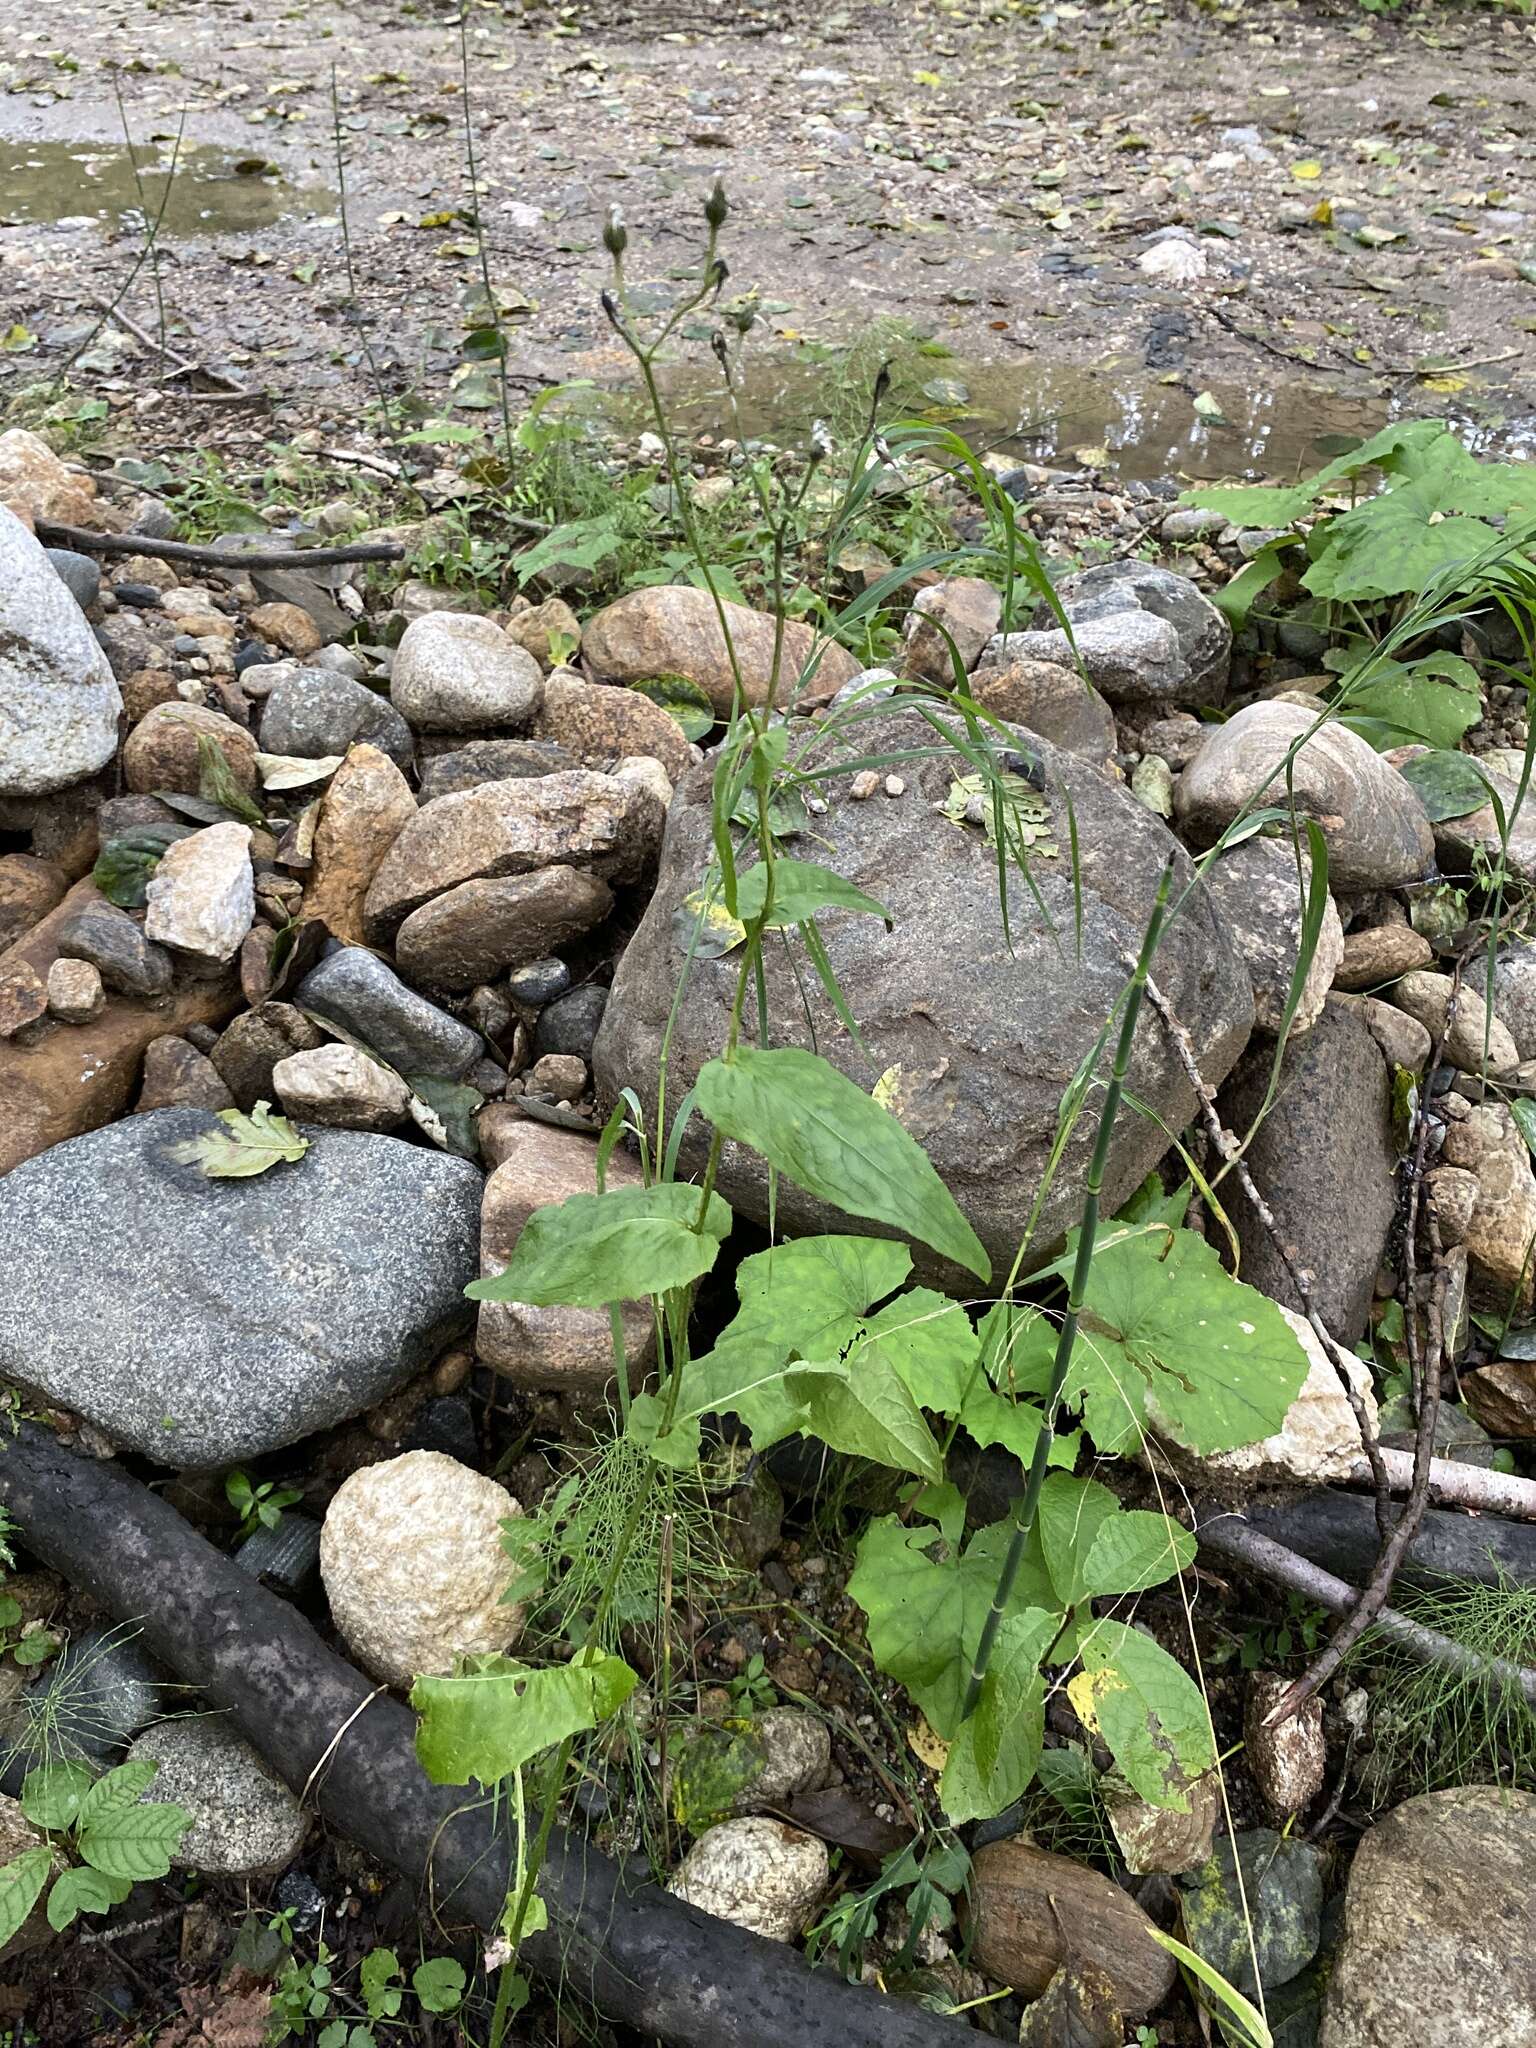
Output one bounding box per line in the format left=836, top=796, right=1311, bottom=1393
left=169, top=1101, right=310, bottom=1178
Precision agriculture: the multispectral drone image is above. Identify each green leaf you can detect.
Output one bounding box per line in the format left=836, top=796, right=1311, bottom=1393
left=1337, top=669, right=1481, bottom=751
left=1069, top=1620, right=1214, bottom=1809
left=514, top=516, right=624, bottom=589
left=939, top=1608, right=1054, bottom=1824
left=466, top=1182, right=731, bottom=1307
left=696, top=1048, right=990, bottom=1281
left=733, top=857, right=892, bottom=932
left=1147, top=1931, right=1274, bottom=2048
left=412, top=1957, right=466, bottom=2015
left=1305, top=453, right=1507, bottom=603
left=1397, top=749, right=1493, bottom=823
left=76, top=1762, right=160, bottom=1833
left=848, top=1509, right=1056, bottom=1738
left=1512, top=1097, right=1536, bottom=1161
left=91, top=824, right=193, bottom=908
left=411, top=1648, right=638, bottom=1786
left=1020, top=1227, right=1309, bottom=1456
left=628, top=675, right=715, bottom=740
left=405, top=1074, right=484, bottom=1160
left=1036, top=1474, right=1194, bottom=1608
left=168, top=1100, right=310, bottom=1179
left=20, top=1763, right=93, bottom=1832
left=785, top=1352, right=944, bottom=1481
left=0, top=1847, right=52, bottom=1949
left=1209, top=542, right=1293, bottom=629
left=194, top=731, right=266, bottom=830
left=360, top=1947, right=403, bottom=2019
left=858, top=1287, right=979, bottom=1414
left=45, top=1863, right=132, bottom=1931
left=78, top=1799, right=193, bottom=1880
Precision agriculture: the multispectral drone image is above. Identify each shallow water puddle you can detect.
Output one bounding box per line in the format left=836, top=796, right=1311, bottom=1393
left=0, top=140, right=334, bottom=237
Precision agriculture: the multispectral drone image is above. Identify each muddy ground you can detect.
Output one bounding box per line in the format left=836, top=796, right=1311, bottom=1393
left=1, top=0, right=1533, bottom=479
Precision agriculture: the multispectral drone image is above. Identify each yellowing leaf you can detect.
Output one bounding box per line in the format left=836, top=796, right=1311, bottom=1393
left=1420, top=372, right=1468, bottom=393
left=168, top=1101, right=310, bottom=1179
left=908, top=1716, right=950, bottom=1770
left=1291, top=161, right=1323, bottom=181
left=1067, top=1662, right=1123, bottom=1734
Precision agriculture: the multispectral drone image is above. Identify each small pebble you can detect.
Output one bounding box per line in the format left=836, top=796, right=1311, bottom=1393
left=46, top=957, right=105, bottom=1024
left=850, top=770, right=881, bottom=800
left=883, top=775, right=906, bottom=798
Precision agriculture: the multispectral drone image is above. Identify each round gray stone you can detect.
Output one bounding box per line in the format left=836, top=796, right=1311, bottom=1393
left=0, top=506, right=122, bottom=796
left=128, top=1718, right=307, bottom=1875
left=0, top=1110, right=482, bottom=1465
left=258, top=664, right=413, bottom=770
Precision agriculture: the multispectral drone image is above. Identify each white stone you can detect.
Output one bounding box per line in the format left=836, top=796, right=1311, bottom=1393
left=732, top=1708, right=830, bottom=1813
left=143, top=822, right=255, bottom=964
left=668, top=1817, right=830, bottom=1941
left=272, top=1044, right=413, bottom=1132
left=320, top=1450, right=525, bottom=1687
left=127, top=1719, right=307, bottom=1875
left=1201, top=1305, right=1376, bottom=1486
left=0, top=505, right=122, bottom=796
left=390, top=612, right=543, bottom=732
left=45, top=956, right=105, bottom=1023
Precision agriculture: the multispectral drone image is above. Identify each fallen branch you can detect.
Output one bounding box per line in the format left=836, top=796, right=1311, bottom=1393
left=86, top=292, right=245, bottom=394
left=1351, top=1445, right=1536, bottom=1521
left=1249, top=1489, right=1536, bottom=1590
left=0, top=1426, right=968, bottom=2048
left=33, top=523, right=403, bottom=571
left=1198, top=1513, right=1536, bottom=1708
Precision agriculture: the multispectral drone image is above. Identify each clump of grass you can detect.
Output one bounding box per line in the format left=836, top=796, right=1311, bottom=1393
left=1351, top=1572, right=1536, bottom=1797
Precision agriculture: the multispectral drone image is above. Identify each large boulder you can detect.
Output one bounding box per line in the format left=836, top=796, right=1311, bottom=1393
left=1321, top=1787, right=1536, bottom=2048
left=0, top=1111, right=481, bottom=1464
left=1216, top=996, right=1398, bottom=1345
left=580, top=586, right=859, bottom=716
left=0, top=505, right=122, bottom=796
left=595, top=709, right=1253, bottom=1282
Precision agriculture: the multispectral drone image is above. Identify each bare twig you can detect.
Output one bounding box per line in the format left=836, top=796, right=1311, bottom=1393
left=1353, top=1445, right=1536, bottom=1521
left=33, top=523, right=403, bottom=571
left=1198, top=1514, right=1536, bottom=1708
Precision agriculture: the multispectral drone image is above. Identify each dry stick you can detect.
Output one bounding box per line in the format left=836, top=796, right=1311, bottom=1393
left=1140, top=970, right=1392, bottom=1521
left=1199, top=1516, right=1536, bottom=1709
left=32, top=522, right=403, bottom=571
left=1353, top=1443, right=1536, bottom=1520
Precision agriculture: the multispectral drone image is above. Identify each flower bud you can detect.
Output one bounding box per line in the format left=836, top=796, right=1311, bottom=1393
left=704, top=178, right=729, bottom=231
left=602, top=206, right=627, bottom=260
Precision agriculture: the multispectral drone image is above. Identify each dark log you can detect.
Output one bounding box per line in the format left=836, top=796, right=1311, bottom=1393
left=0, top=1426, right=966, bottom=2048
left=1248, top=1490, right=1536, bottom=1590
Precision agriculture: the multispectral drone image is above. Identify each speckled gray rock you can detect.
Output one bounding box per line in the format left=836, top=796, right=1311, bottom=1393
left=971, top=658, right=1118, bottom=763
left=1181, top=1829, right=1323, bottom=1997
left=1176, top=702, right=1435, bottom=889
left=258, top=664, right=413, bottom=770
left=534, top=982, right=608, bottom=1060
left=669, top=1818, right=830, bottom=1941
left=1216, top=998, right=1397, bottom=1345
left=0, top=1110, right=481, bottom=1464
left=128, top=1719, right=307, bottom=1875
left=732, top=1709, right=830, bottom=1813
left=0, top=505, right=122, bottom=795
left=989, top=562, right=1230, bottom=707
left=1320, top=1787, right=1536, bottom=2048
left=1471, top=937, right=1536, bottom=1061
left=43, top=548, right=100, bottom=612
left=390, top=612, right=543, bottom=732
left=417, top=738, right=576, bottom=804
left=295, top=946, right=482, bottom=1080
left=320, top=1450, right=525, bottom=1686
left=1201, top=836, right=1343, bottom=1037
left=597, top=707, right=1254, bottom=1285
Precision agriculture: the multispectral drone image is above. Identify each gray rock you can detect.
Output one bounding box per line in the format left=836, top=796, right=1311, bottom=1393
left=7, top=1628, right=164, bottom=1770
left=258, top=665, right=413, bottom=770
left=394, top=868, right=613, bottom=994
left=1217, top=997, right=1397, bottom=1344
left=0, top=505, right=122, bottom=795
left=1176, top=703, right=1436, bottom=890
left=596, top=708, right=1254, bottom=1284
left=1201, top=836, right=1343, bottom=1036
left=43, top=548, right=100, bottom=612
left=272, top=1043, right=413, bottom=1131
left=509, top=957, right=571, bottom=1007
left=1160, top=507, right=1226, bottom=544
left=417, top=737, right=576, bottom=804
left=534, top=982, right=609, bottom=1060
left=0, top=1110, right=481, bottom=1464
left=1473, top=936, right=1536, bottom=1061
left=669, top=1818, right=830, bottom=1942
left=56, top=903, right=173, bottom=998
left=128, top=1719, right=307, bottom=1875
left=988, top=561, right=1230, bottom=707
left=296, top=946, right=483, bottom=1080
left=1320, top=1787, right=1536, bottom=2048
left=1181, top=1829, right=1324, bottom=1997
left=390, top=612, right=543, bottom=732
left=143, top=822, right=255, bottom=966
left=971, top=658, right=1118, bottom=763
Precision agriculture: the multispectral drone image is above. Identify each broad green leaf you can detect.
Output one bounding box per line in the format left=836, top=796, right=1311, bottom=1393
left=76, top=1762, right=159, bottom=1832
left=859, top=1288, right=979, bottom=1413
left=513, top=516, right=624, bottom=589
left=0, top=1847, right=52, bottom=1948
left=168, top=1100, right=310, bottom=1179
left=406, top=1075, right=484, bottom=1160
left=733, top=857, right=891, bottom=932
left=1397, top=749, right=1493, bottom=823
left=411, top=1648, right=638, bottom=1786
left=412, top=1957, right=467, bottom=2014
left=1036, top=1474, right=1194, bottom=1608
left=1069, top=1620, right=1214, bottom=1809
left=78, top=1800, right=193, bottom=1880
left=696, top=1048, right=990, bottom=1281
left=1018, top=1227, right=1308, bottom=1456
left=20, top=1763, right=94, bottom=1832
left=1337, top=673, right=1481, bottom=752
left=939, top=1608, right=1054, bottom=1824
left=1306, top=462, right=1506, bottom=603
left=1147, top=1931, right=1273, bottom=2048
left=466, top=1183, right=732, bottom=1307
left=45, top=1863, right=132, bottom=1931
left=628, top=674, right=715, bottom=740
left=785, top=1353, right=944, bottom=1481
left=91, top=824, right=193, bottom=908
left=360, top=1946, right=403, bottom=2019
left=848, top=1510, right=1055, bottom=1738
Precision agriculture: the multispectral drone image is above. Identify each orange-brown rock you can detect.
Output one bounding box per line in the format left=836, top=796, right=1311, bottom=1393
left=581, top=585, right=858, bottom=715
left=0, top=882, right=240, bottom=1176
left=965, top=1838, right=1176, bottom=2019
left=300, top=745, right=417, bottom=946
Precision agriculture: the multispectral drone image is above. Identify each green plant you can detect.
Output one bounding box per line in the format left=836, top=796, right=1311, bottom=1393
left=727, top=1650, right=777, bottom=1714
left=804, top=1833, right=970, bottom=1979
left=226, top=1467, right=304, bottom=1542
left=265, top=1915, right=468, bottom=2045
left=0, top=1758, right=191, bottom=1944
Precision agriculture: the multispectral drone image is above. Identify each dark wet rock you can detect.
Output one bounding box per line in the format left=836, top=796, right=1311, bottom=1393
left=43, top=548, right=100, bottom=612
left=0, top=1110, right=481, bottom=1465
left=1217, top=997, right=1397, bottom=1344
left=395, top=869, right=612, bottom=994
left=596, top=707, right=1253, bottom=1284
left=417, top=738, right=577, bottom=804
left=1180, top=1829, right=1324, bottom=1997
left=534, top=982, right=609, bottom=1060
left=295, top=945, right=482, bottom=1080
left=258, top=665, right=413, bottom=770
left=56, top=903, right=173, bottom=998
